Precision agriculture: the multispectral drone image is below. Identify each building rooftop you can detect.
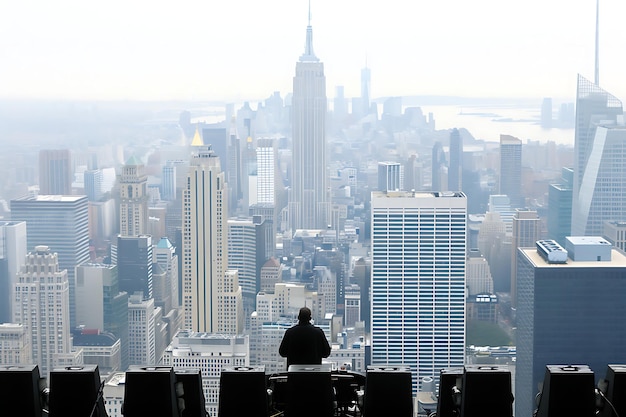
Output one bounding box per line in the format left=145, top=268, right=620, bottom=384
left=372, top=191, right=466, bottom=199
left=520, top=246, right=626, bottom=268
left=14, top=195, right=86, bottom=202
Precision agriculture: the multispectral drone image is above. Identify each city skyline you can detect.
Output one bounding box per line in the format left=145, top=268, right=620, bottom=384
left=2, top=0, right=626, bottom=101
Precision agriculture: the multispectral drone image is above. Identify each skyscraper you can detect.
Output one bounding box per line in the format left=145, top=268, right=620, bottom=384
left=13, top=246, right=74, bottom=375
left=377, top=161, right=403, bottom=192
left=361, top=65, right=371, bottom=116
left=571, top=76, right=626, bottom=235
left=84, top=169, right=103, bottom=201
left=10, top=195, right=90, bottom=327
left=547, top=167, right=573, bottom=246
left=183, top=136, right=242, bottom=334
left=116, top=235, right=153, bottom=300
left=510, top=209, right=541, bottom=308
left=288, top=11, right=329, bottom=230
left=448, top=128, right=463, bottom=191
left=0, top=221, right=27, bottom=323
left=39, top=149, right=72, bottom=195
left=161, top=162, right=176, bottom=201
left=516, top=238, right=626, bottom=417
left=499, top=134, right=522, bottom=208
left=227, top=218, right=258, bottom=317
left=118, top=156, right=148, bottom=237
left=127, top=292, right=156, bottom=366
left=153, top=237, right=179, bottom=311
left=256, top=138, right=276, bottom=205
left=371, top=191, right=466, bottom=393
left=431, top=142, right=447, bottom=191
left=75, top=262, right=129, bottom=370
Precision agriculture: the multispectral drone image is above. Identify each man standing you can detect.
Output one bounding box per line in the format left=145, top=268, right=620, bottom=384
left=279, top=307, right=331, bottom=367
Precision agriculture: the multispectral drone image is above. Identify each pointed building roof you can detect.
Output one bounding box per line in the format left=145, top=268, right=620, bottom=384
left=191, top=126, right=204, bottom=147
left=156, top=237, right=173, bottom=249
left=125, top=155, right=143, bottom=166
left=299, top=1, right=319, bottom=62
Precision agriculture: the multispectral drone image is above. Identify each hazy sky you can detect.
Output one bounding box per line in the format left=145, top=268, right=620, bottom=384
left=1, top=0, right=625, bottom=102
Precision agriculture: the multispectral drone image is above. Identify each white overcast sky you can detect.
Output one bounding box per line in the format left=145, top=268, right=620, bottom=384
left=1, top=0, right=625, bottom=102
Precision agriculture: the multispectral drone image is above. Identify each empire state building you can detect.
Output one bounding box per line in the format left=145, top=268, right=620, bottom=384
left=289, top=12, right=329, bottom=231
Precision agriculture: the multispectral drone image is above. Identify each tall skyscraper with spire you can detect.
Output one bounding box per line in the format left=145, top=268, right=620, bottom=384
left=182, top=134, right=243, bottom=334
left=288, top=6, right=329, bottom=231
left=361, top=65, right=371, bottom=116
left=571, top=75, right=624, bottom=236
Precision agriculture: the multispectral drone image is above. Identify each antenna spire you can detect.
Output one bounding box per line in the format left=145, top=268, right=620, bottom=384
left=300, top=0, right=319, bottom=62
left=595, top=0, right=600, bottom=85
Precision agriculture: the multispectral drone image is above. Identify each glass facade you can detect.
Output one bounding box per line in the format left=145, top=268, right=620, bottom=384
left=516, top=247, right=626, bottom=417
left=371, top=191, right=466, bottom=394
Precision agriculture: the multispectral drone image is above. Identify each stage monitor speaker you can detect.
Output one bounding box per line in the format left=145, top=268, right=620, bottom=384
left=48, top=365, right=105, bottom=417
left=123, top=366, right=179, bottom=417
left=598, top=364, right=626, bottom=417
left=364, top=366, right=413, bottom=417
left=175, top=369, right=207, bottom=417
left=460, top=365, right=513, bottom=417
left=218, top=366, right=268, bottom=417
left=0, top=364, right=47, bottom=417
left=436, top=368, right=463, bottom=417
left=287, top=364, right=334, bottom=417
left=535, top=365, right=595, bottom=417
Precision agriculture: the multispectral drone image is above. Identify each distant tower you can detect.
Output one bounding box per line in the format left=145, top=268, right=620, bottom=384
left=13, top=246, right=73, bottom=375
left=227, top=218, right=258, bottom=319
left=256, top=138, right=276, bottom=205
left=333, top=86, right=348, bottom=121
left=510, top=209, right=541, bottom=308
left=116, top=235, right=153, bottom=300
left=289, top=7, right=329, bottom=230
left=377, top=161, right=403, bottom=191
left=153, top=237, right=179, bottom=310
left=127, top=292, right=156, bottom=366
left=228, top=118, right=242, bottom=215
left=39, top=149, right=72, bottom=195
left=371, top=191, right=466, bottom=393
left=0, top=221, right=27, bottom=323
left=448, top=128, right=463, bottom=191
left=183, top=135, right=242, bottom=334
left=75, top=262, right=129, bottom=370
left=10, top=195, right=90, bottom=328
left=466, top=249, right=493, bottom=296
left=361, top=65, right=371, bottom=116
left=499, top=134, right=523, bottom=208
left=161, top=162, right=176, bottom=201
left=431, top=142, right=447, bottom=191
left=571, top=75, right=625, bottom=236
left=118, top=156, right=148, bottom=237
left=84, top=169, right=104, bottom=202
left=547, top=167, right=573, bottom=246
left=242, top=136, right=257, bottom=212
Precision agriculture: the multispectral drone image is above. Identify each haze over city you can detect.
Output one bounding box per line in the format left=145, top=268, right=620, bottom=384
left=2, top=1, right=626, bottom=416
left=2, top=0, right=626, bottom=101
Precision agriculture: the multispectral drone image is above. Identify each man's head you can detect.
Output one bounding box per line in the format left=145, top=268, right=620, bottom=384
left=298, top=307, right=312, bottom=323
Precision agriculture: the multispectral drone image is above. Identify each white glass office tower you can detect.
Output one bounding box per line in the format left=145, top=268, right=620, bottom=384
left=371, top=191, right=466, bottom=393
